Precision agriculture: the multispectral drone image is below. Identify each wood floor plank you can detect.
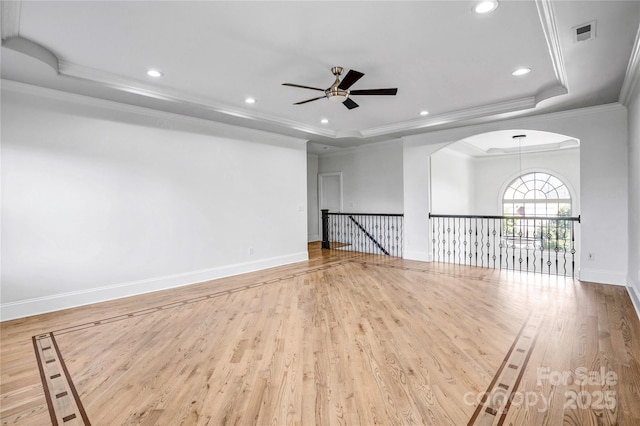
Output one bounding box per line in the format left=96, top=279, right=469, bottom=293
left=2, top=243, right=640, bottom=425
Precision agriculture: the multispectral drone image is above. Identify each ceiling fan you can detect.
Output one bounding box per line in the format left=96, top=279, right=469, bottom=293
left=282, top=66, right=398, bottom=110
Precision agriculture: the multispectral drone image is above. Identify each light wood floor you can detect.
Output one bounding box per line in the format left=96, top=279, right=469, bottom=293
left=2, top=243, right=640, bottom=425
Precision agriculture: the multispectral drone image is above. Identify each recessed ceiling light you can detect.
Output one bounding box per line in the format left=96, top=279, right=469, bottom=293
left=512, top=67, right=531, bottom=76
left=419, top=110, right=429, bottom=116
left=321, top=118, right=329, bottom=124
left=474, top=0, right=499, bottom=14
left=245, top=97, right=256, bottom=104
left=146, top=69, right=163, bottom=78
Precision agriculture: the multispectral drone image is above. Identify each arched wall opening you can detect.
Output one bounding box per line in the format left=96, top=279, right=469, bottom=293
left=429, top=129, right=580, bottom=217
left=401, top=104, right=627, bottom=285
left=427, top=129, right=581, bottom=276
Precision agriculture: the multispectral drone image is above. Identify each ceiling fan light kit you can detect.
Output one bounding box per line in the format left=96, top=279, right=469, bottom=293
left=327, top=93, right=348, bottom=103
left=283, top=66, right=398, bottom=110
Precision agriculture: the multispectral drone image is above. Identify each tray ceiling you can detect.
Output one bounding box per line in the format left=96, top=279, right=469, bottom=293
left=1, top=1, right=639, bottom=148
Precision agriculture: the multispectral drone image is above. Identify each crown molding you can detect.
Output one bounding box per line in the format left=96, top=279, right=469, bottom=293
left=61, top=60, right=548, bottom=141
left=535, top=82, right=568, bottom=104
left=360, top=96, right=537, bottom=138
left=518, top=102, right=626, bottom=123
left=535, top=0, right=569, bottom=92
left=6, top=35, right=574, bottom=143
left=402, top=102, right=625, bottom=146
left=19, top=57, right=561, bottom=142
left=0, top=0, right=21, bottom=40
left=316, top=138, right=403, bottom=158
left=58, top=61, right=335, bottom=138
left=448, top=138, right=579, bottom=159
left=435, top=145, right=476, bottom=160
left=449, top=140, right=491, bottom=158
left=0, top=79, right=308, bottom=146
left=485, top=139, right=579, bottom=156
left=6, top=36, right=578, bottom=143
left=619, top=23, right=640, bottom=106
left=2, top=36, right=58, bottom=73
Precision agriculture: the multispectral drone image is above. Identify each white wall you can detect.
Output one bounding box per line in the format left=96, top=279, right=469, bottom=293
left=1, top=83, right=308, bottom=320
left=472, top=148, right=580, bottom=215
left=318, top=141, right=403, bottom=213
left=627, top=72, right=640, bottom=300
left=307, top=153, right=320, bottom=241
left=403, top=104, right=628, bottom=285
left=403, top=141, right=449, bottom=261
left=430, top=148, right=474, bottom=215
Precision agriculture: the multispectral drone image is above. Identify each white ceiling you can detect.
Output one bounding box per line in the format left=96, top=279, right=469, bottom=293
left=447, top=129, right=579, bottom=157
left=1, top=1, right=639, bottom=152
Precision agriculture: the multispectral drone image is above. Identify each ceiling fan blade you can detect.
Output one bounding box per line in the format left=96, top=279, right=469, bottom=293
left=343, top=98, right=359, bottom=110
left=282, top=83, right=325, bottom=92
left=350, top=88, right=398, bottom=96
left=338, top=70, right=364, bottom=90
left=294, top=95, right=326, bottom=105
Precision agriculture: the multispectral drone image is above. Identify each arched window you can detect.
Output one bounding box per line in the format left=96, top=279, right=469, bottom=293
left=503, top=172, right=571, bottom=217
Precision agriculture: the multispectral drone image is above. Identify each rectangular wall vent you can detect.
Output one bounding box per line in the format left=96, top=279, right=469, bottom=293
left=573, top=20, right=596, bottom=43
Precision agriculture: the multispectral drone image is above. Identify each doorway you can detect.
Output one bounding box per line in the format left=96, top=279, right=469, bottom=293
left=318, top=172, right=343, bottom=236
left=319, top=172, right=343, bottom=212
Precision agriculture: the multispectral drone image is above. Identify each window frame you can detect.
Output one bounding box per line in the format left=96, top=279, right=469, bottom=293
left=502, top=171, right=572, bottom=217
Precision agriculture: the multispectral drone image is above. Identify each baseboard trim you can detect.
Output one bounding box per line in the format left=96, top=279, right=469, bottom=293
left=0, top=251, right=309, bottom=322
left=577, top=268, right=627, bottom=286
left=627, top=274, right=640, bottom=321
left=627, top=285, right=640, bottom=322
left=403, top=250, right=433, bottom=262
left=308, top=234, right=321, bottom=242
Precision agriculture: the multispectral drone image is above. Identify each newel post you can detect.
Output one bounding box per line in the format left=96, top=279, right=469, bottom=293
left=321, top=209, right=330, bottom=249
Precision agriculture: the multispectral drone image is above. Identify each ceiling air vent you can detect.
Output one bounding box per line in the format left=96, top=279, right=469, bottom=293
left=573, top=20, right=596, bottom=43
